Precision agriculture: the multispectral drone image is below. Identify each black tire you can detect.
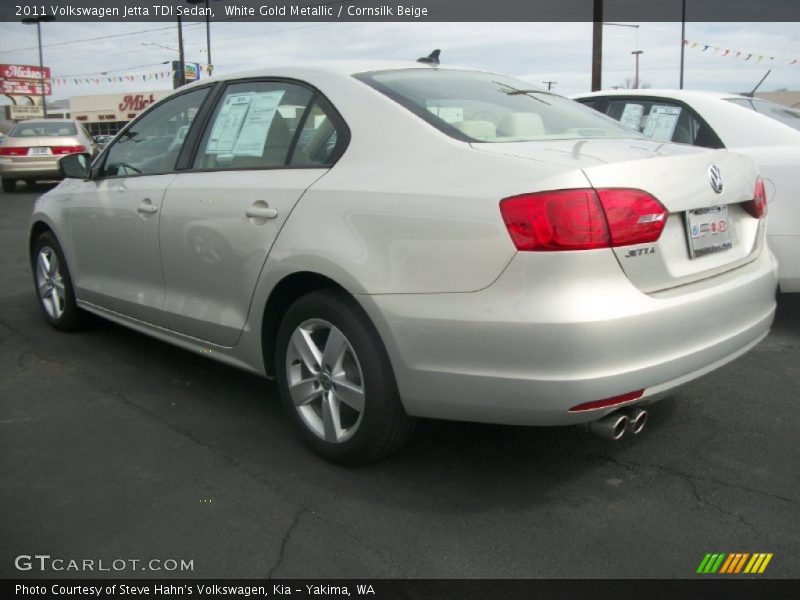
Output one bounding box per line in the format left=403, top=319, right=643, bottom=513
left=2, top=178, right=15, bottom=193
left=275, top=289, right=415, bottom=465
left=31, top=232, right=88, bottom=331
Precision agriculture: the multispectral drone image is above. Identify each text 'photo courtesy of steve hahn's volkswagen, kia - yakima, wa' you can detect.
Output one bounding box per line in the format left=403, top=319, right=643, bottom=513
left=30, top=59, right=778, bottom=464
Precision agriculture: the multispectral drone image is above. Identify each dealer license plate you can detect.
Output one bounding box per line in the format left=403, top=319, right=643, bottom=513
left=685, top=205, right=732, bottom=258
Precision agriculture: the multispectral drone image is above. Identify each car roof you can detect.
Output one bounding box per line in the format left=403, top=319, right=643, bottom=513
left=572, top=89, right=747, bottom=101
left=183, top=60, right=487, bottom=89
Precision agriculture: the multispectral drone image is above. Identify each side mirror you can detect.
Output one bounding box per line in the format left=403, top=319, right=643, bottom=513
left=58, top=153, right=92, bottom=179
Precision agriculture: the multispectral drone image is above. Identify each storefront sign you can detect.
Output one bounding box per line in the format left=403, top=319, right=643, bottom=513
left=0, top=80, right=52, bottom=95
left=6, top=105, right=44, bottom=120
left=0, top=64, right=51, bottom=81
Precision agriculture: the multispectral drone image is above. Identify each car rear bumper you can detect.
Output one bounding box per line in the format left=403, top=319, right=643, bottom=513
left=0, top=158, right=61, bottom=180
left=360, top=247, right=778, bottom=426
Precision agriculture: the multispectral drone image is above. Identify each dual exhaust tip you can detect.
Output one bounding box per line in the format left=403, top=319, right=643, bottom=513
left=586, top=407, right=648, bottom=440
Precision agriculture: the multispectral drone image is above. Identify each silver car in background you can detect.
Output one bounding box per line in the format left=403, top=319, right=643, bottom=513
left=1, top=119, right=95, bottom=192
left=29, top=62, right=777, bottom=463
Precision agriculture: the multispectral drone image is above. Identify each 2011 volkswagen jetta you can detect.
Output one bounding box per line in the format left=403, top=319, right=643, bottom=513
left=29, top=61, right=778, bottom=464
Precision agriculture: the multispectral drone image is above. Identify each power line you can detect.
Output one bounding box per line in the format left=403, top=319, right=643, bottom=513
left=56, top=61, right=170, bottom=78
left=0, top=22, right=205, bottom=54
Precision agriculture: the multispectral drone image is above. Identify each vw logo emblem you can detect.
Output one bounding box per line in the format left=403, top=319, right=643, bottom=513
left=708, top=164, right=724, bottom=194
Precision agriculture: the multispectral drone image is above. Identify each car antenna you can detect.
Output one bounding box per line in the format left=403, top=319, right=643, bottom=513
left=417, top=49, right=441, bottom=65
left=745, top=69, right=771, bottom=98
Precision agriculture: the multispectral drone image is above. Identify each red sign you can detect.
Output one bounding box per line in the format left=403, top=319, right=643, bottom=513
left=118, top=93, right=156, bottom=112
left=0, top=80, right=51, bottom=96
left=0, top=64, right=51, bottom=81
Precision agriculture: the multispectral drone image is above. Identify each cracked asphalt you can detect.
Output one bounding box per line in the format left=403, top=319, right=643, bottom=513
left=1, top=184, right=799, bottom=579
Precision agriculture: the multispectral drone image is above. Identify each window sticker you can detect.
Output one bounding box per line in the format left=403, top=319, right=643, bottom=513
left=231, top=90, right=285, bottom=157
left=205, top=92, right=253, bottom=155
left=643, top=105, right=682, bottom=142
left=619, top=103, right=645, bottom=131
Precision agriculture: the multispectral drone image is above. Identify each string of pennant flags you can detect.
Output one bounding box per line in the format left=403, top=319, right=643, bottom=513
left=684, top=39, right=798, bottom=65
left=49, top=64, right=214, bottom=86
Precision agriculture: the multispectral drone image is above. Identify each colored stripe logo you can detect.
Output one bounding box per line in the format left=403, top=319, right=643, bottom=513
left=696, top=553, right=773, bottom=574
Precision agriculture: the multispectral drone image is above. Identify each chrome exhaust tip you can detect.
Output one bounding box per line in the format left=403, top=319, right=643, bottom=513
left=587, top=413, right=629, bottom=440
left=622, top=407, right=648, bottom=435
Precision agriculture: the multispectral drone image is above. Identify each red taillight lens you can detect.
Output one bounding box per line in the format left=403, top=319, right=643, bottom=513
left=568, top=390, right=644, bottom=412
left=51, top=145, right=86, bottom=155
left=499, top=188, right=667, bottom=251
left=743, top=176, right=767, bottom=219
left=0, top=147, right=29, bottom=156
left=595, top=188, right=667, bottom=246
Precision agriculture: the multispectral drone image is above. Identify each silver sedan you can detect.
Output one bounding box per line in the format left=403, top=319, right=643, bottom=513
left=29, top=62, right=777, bottom=463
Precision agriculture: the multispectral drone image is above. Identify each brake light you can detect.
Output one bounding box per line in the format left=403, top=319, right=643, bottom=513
left=0, top=147, right=29, bottom=156
left=51, top=145, right=86, bottom=155
left=499, top=188, right=667, bottom=251
left=743, top=176, right=767, bottom=219
left=568, top=390, right=644, bottom=412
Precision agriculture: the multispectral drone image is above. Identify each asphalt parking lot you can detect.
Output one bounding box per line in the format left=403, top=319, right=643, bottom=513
left=1, top=183, right=798, bottom=579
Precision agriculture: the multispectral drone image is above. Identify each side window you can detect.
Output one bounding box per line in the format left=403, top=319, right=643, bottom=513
left=290, top=99, right=342, bottom=166
left=605, top=99, right=724, bottom=149
left=103, top=87, right=209, bottom=177
left=193, top=81, right=313, bottom=170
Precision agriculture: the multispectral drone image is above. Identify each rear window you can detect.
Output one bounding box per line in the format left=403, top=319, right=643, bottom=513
left=725, top=98, right=800, bottom=132
left=355, top=69, right=638, bottom=143
left=10, top=122, right=78, bottom=137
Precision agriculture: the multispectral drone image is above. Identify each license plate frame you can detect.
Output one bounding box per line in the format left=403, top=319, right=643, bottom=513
left=684, top=205, right=732, bottom=259
left=28, top=146, right=51, bottom=156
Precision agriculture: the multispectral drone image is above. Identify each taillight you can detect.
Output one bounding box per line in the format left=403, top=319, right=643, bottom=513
left=0, top=147, right=29, bottom=156
left=51, top=145, right=86, bottom=155
left=499, top=188, right=667, bottom=251
left=743, top=176, right=767, bottom=219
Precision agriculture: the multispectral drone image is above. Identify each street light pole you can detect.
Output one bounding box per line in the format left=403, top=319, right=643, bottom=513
left=187, top=0, right=213, bottom=75
left=632, top=50, right=644, bottom=89
left=21, top=15, right=54, bottom=118
left=679, top=0, right=687, bottom=89
left=591, top=0, right=603, bottom=91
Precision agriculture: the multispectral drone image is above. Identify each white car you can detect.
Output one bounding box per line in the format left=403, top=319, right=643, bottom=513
left=30, top=62, right=777, bottom=463
left=572, top=89, right=800, bottom=292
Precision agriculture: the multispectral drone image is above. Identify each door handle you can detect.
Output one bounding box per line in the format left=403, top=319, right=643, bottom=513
left=245, top=202, right=278, bottom=220
left=137, top=200, right=158, bottom=215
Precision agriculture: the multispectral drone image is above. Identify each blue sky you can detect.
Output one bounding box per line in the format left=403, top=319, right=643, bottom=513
left=0, top=21, right=798, bottom=102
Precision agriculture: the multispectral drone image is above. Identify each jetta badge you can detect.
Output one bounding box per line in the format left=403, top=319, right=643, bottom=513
left=708, top=164, right=724, bottom=194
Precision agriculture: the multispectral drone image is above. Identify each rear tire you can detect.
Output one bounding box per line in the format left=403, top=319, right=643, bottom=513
left=31, top=232, right=88, bottom=331
left=275, top=289, right=415, bottom=465
left=2, top=178, right=15, bottom=193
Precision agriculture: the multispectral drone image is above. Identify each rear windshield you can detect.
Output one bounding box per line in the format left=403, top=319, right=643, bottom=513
left=356, top=69, right=638, bottom=143
left=725, top=98, right=800, bottom=132
left=10, top=122, right=78, bottom=137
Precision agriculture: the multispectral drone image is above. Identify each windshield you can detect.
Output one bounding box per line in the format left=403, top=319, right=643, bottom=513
left=356, top=69, right=639, bottom=143
left=10, top=122, right=78, bottom=137
left=725, top=98, right=800, bottom=132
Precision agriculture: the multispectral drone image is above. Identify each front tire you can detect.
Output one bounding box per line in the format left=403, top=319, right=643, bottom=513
left=275, top=289, right=414, bottom=465
left=31, top=232, right=87, bottom=331
left=2, top=178, right=15, bottom=193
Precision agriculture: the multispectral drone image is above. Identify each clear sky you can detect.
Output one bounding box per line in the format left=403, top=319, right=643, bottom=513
left=0, top=21, right=798, bottom=103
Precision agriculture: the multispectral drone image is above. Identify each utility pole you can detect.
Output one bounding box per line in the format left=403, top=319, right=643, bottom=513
left=679, top=0, right=686, bottom=89
left=21, top=15, right=54, bottom=118
left=632, top=50, right=644, bottom=88
left=541, top=81, right=557, bottom=91
left=176, top=15, right=186, bottom=87
left=591, top=0, right=603, bottom=91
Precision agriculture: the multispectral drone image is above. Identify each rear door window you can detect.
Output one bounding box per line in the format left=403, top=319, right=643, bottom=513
left=603, top=98, right=724, bottom=148
left=193, top=81, right=314, bottom=170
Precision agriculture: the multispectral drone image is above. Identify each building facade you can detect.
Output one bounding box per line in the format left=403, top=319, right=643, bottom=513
left=69, top=90, right=172, bottom=135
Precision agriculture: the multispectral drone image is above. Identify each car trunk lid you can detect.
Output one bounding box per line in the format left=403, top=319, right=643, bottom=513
left=473, top=139, right=765, bottom=292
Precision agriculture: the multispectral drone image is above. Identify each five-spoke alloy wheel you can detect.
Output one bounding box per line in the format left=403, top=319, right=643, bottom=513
left=31, top=232, right=86, bottom=331
left=276, top=289, right=414, bottom=465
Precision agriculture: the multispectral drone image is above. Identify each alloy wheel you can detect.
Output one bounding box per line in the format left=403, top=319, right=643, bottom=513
left=35, top=246, right=66, bottom=320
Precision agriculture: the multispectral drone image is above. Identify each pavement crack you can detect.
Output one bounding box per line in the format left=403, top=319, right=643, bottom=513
left=267, top=507, right=307, bottom=579
left=586, top=452, right=799, bottom=526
